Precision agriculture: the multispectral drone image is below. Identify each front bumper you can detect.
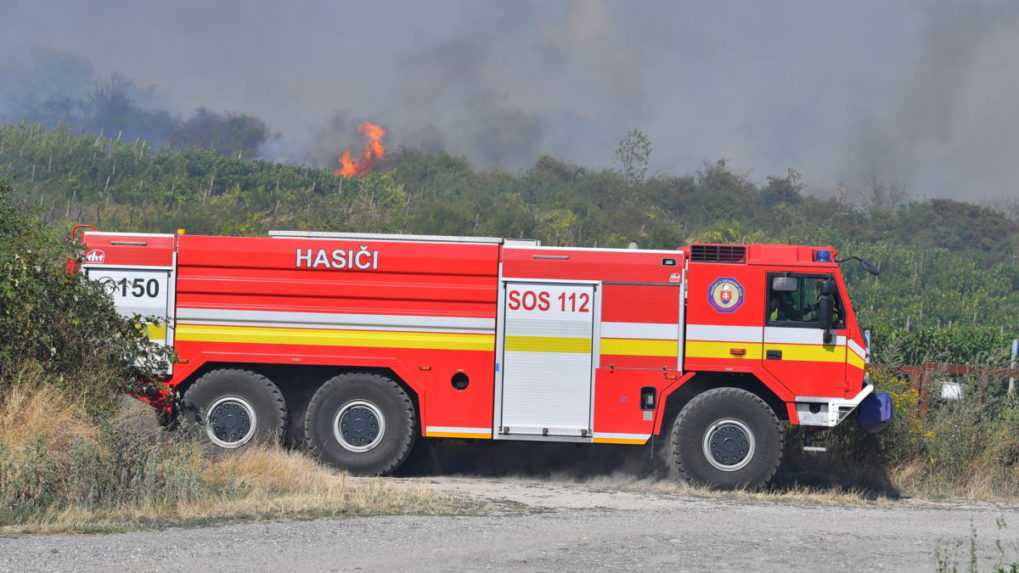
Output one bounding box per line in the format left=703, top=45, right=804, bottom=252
left=794, top=384, right=875, bottom=428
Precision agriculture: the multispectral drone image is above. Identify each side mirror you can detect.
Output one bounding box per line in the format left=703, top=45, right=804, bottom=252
left=771, top=276, right=798, bottom=292
left=818, top=279, right=835, bottom=344
left=837, top=255, right=880, bottom=277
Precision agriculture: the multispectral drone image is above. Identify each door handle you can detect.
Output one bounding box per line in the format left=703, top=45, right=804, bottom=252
left=766, top=349, right=783, bottom=360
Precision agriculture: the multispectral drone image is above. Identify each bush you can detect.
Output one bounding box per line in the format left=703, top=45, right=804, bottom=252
left=0, top=182, right=170, bottom=415
left=870, top=371, right=1019, bottom=498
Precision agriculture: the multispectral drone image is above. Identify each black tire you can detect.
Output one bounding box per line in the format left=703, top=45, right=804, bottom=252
left=304, top=372, right=416, bottom=476
left=668, top=388, right=783, bottom=490
left=181, top=368, right=288, bottom=451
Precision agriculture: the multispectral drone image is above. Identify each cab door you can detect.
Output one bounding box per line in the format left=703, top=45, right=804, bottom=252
left=761, top=273, right=846, bottom=396
left=496, top=280, right=599, bottom=438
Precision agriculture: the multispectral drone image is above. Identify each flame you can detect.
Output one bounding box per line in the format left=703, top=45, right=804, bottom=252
left=336, top=121, right=386, bottom=177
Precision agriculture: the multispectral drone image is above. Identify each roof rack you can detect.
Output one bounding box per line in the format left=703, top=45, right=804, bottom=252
left=268, top=230, right=539, bottom=246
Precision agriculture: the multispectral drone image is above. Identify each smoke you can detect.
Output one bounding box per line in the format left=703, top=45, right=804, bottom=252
left=2, top=1, right=1019, bottom=199
left=864, top=2, right=1019, bottom=203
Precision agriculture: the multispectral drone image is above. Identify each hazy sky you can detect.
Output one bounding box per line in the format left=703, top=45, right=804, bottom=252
left=2, top=0, right=1018, bottom=200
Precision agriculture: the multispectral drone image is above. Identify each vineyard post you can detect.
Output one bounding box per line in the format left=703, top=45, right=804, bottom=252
left=1009, top=339, right=1018, bottom=397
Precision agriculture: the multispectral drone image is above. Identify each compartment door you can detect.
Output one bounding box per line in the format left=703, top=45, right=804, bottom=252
left=86, top=267, right=173, bottom=347
left=498, top=281, right=598, bottom=438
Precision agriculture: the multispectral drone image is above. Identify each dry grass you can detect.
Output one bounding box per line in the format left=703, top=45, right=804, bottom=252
left=0, top=386, right=455, bottom=534
left=4, top=454, right=453, bottom=535
left=890, top=461, right=1019, bottom=503
left=4, top=377, right=1018, bottom=536
left=0, top=384, right=98, bottom=452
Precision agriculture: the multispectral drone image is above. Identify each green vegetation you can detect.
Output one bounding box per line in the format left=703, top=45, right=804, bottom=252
left=3, top=123, right=1018, bottom=363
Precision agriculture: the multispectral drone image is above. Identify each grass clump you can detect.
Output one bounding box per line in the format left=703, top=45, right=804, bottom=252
left=0, top=379, right=451, bottom=534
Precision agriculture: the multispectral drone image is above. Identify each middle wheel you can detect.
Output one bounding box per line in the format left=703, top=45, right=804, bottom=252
left=304, top=372, right=417, bottom=476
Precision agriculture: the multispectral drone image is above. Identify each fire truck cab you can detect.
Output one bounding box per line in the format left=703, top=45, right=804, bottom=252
left=79, top=229, right=889, bottom=489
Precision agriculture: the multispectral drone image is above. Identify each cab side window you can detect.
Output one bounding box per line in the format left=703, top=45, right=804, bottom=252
left=766, top=274, right=843, bottom=327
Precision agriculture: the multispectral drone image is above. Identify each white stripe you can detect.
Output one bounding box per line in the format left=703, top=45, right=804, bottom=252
left=600, top=322, right=678, bottom=340
left=82, top=264, right=174, bottom=271
left=425, top=426, right=492, bottom=435
left=686, top=324, right=762, bottom=343
left=84, top=231, right=175, bottom=237
left=764, top=327, right=846, bottom=346
left=847, top=339, right=868, bottom=362
left=176, top=308, right=495, bottom=333
left=269, top=230, right=509, bottom=244
left=507, top=318, right=591, bottom=338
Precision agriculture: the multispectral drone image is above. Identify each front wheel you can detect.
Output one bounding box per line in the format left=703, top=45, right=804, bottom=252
left=668, top=388, right=783, bottom=489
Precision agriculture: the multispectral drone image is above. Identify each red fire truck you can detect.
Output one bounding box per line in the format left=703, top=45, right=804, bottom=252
left=77, top=229, right=890, bottom=489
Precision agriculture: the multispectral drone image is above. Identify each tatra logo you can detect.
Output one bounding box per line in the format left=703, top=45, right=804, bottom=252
left=708, top=277, right=743, bottom=313
left=84, top=249, right=106, bottom=264
left=296, top=246, right=379, bottom=271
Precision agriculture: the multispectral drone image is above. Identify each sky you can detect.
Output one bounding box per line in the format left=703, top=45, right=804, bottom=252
left=2, top=0, right=1018, bottom=201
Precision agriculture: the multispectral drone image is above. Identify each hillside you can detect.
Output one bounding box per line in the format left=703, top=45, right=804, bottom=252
left=2, top=123, right=1018, bottom=361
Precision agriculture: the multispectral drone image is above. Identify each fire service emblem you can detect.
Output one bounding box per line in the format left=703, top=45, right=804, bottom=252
left=84, top=249, right=106, bottom=264
left=708, top=278, right=744, bottom=313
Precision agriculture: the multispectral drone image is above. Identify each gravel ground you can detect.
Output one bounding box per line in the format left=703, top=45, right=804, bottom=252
left=2, top=476, right=1017, bottom=572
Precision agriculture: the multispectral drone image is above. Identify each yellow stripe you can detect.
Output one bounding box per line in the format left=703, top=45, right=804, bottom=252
left=764, top=343, right=845, bottom=363
left=426, top=431, right=492, bottom=439
left=176, top=324, right=494, bottom=351
left=505, top=335, right=591, bottom=353
left=686, top=340, right=763, bottom=360
left=688, top=340, right=850, bottom=364
left=145, top=322, right=167, bottom=342
left=593, top=436, right=648, bottom=445
left=601, top=338, right=678, bottom=357
left=847, top=350, right=866, bottom=370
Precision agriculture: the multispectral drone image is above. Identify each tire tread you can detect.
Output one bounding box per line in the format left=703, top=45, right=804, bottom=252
left=182, top=368, right=288, bottom=446
left=304, top=372, right=416, bottom=475
left=670, top=387, right=783, bottom=488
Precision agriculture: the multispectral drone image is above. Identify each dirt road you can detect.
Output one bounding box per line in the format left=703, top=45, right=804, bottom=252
left=2, top=475, right=1017, bottom=572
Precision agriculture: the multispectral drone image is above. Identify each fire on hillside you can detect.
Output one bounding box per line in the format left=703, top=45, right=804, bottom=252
left=335, top=121, right=386, bottom=177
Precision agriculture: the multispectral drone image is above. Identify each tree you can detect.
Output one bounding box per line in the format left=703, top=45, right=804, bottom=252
left=761, top=169, right=803, bottom=206
left=616, top=128, right=652, bottom=185
left=170, top=108, right=271, bottom=158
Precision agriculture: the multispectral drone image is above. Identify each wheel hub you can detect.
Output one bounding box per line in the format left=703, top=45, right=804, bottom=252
left=334, top=400, right=386, bottom=453
left=206, top=397, right=257, bottom=449
left=702, top=418, right=756, bottom=472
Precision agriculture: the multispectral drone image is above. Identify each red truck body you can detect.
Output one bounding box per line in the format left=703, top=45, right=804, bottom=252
left=79, top=229, right=877, bottom=485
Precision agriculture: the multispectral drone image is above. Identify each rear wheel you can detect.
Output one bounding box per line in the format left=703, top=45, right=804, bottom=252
left=668, top=387, right=783, bottom=489
left=182, top=368, right=288, bottom=451
left=304, top=372, right=416, bottom=476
